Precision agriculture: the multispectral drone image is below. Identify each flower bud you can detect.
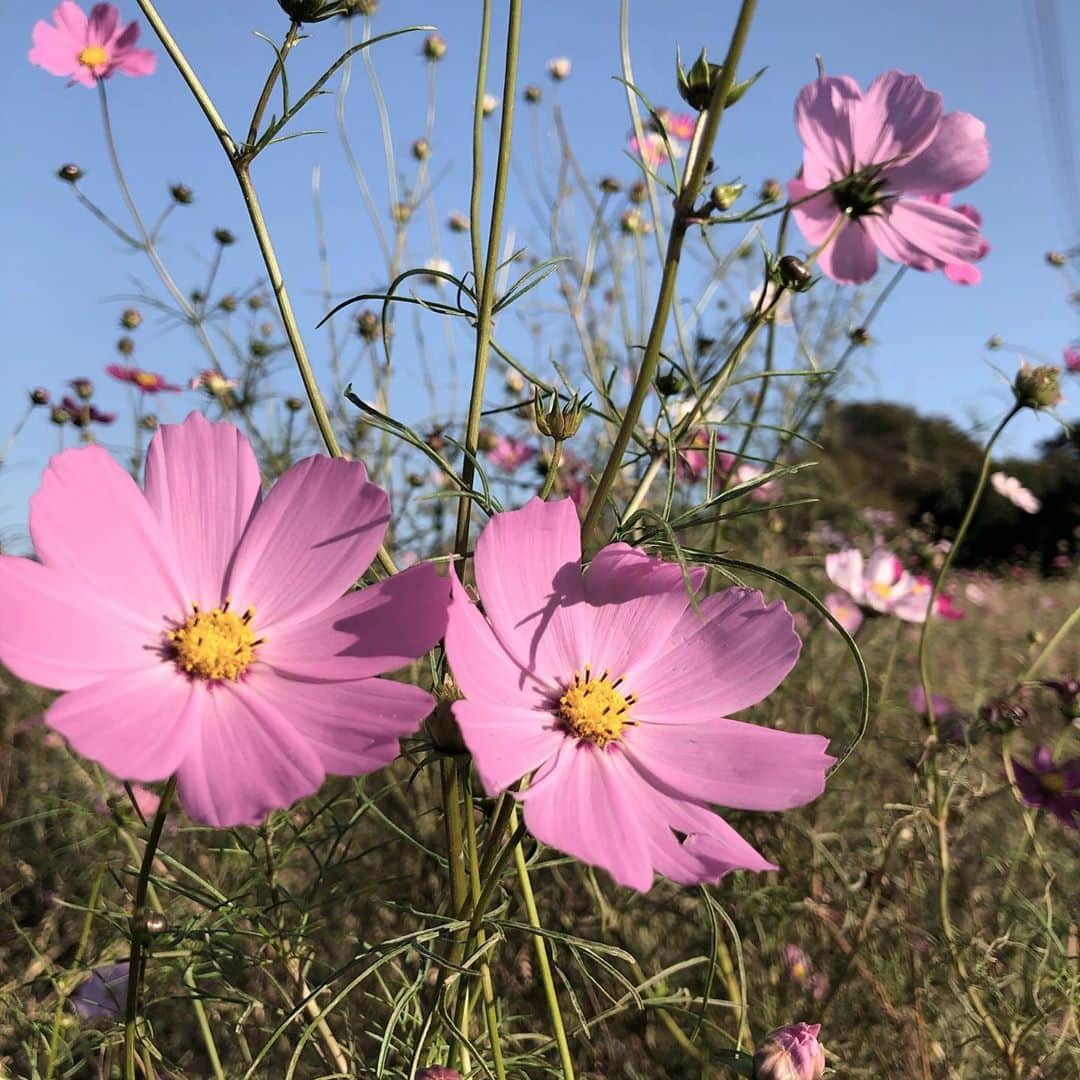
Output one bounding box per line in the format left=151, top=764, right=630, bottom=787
left=50, top=406, right=71, bottom=426
left=620, top=208, right=651, bottom=236
left=534, top=389, right=588, bottom=440
left=599, top=176, right=621, bottom=194
left=120, top=308, right=142, bottom=330
left=655, top=369, right=683, bottom=396
left=986, top=334, right=1002, bottom=349
left=392, top=202, right=413, bottom=225
left=278, top=0, right=352, bottom=22
left=57, top=163, right=84, bottom=183
left=523, top=84, right=542, bottom=105
left=1013, top=361, right=1063, bottom=411
left=284, top=396, right=304, bottom=412
left=143, top=912, right=168, bottom=935
left=504, top=369, right=526, bottom=394
left=759, top=177, right=782, bottom=203
left=30, top=388, right=51, bottom=407
left=777, top=255, right=813, bottom=290
left=482, top=93, right=499, bottom=116
left=476, top=427, right=497, bottom=453
left=422, top=33, right=447, bottom=61
left=709, top=182, right=744, bottom=212
left=248, top=294, right=266, bottom=311
left=140, top=414, right=159, bottom=432
left=170, top=182, right=194, bottom=205
left=447, top=211, right=469, bottom=233
left=849, top=326, right=871, bottom=346
left=411, top=137, right=432, bottom=161
left=213, top=228, right=236, bottom=247
left=341, top=0, right=377, bottom=14
left=628, top=180, right=647, bottom=205
left=1041, top=678, right=1080, bottom=722
left=218, top=294, right=238, bottom=313
left=676, top=47, right=761, bottom=112
left=356, top=309, right=381, bottom=341
left=1045, top=250, right=1067, bottom=268
left=69, top=378, right=94, bottom=401
left=547, top=57, right=571, bottom=81
left=978, top=698, right=1027, bottom=735
left=752, top=1023, right=825, bottom=1080
left=116, top=336, right=135, bottom=356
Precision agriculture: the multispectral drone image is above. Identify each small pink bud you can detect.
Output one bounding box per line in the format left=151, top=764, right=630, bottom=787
left=416, top=1068, right=461, bottom=1080
left=753, top=1023, right=825, bottom=1080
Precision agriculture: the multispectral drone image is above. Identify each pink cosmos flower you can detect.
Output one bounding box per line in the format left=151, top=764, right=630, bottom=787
left=990, top=471, right=1041, bottom=514
left=1011, top=747, right=1080, bottom=829
left=733, top=462, right=782, bottom=503
left=30, top=3, right=156, bottom=89
left=106, top=364, right=181, bottom=393
left=444, top=498, right=833, bottom=891
left=924, top=195, right=989, bottom=284
left=0, top=413, right=448, bottom=827
left=61, top=396, right=115, bottom=427
left=1064, top=346, right=1080, bottom=374
left=488, top=435, right=536, bottom=472
left=676, top=430, right=728, bottom=483
left=630, top=131, right=685, bottom=171
left=655, top=107, right=696, bottom=141
left=190, top=369, right=238, bottom=396
left=824, top=590, right=864, bottom=636
left=753, top=1022, right=826, bottom=1080
left=825, top=548, right=924, bottom=621
left=789, top=70, right=989, bottom=284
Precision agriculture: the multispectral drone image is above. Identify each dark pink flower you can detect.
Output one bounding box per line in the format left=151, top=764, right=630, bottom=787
left=444, top=498, right=833, bottom=891
left=30, top=3, right=156, bottom=88
left=487, top=435, right=536, bottom=472
left=0, top=413, right=448, bottom=827
left=789, top=70, right=989, bottom=284
left=1064, top=346, right=1080, bottom=374
left=1011, top=747, right=1080, bottom=828
left=61, top=396, right=115, bottom=427
left=106, top=364, right=181, bottom=394
left=655, top=107, right=696, bottom=141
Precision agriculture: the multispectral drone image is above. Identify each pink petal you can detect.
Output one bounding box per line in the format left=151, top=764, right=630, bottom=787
left=226, top=455, right=389, bottom=630
left=521, top=740, right=655, bottom=891
left=824, top=591, right=864, bottom=636
left=584, top=544, right=704, bottom=678
left=473, top=497, right=588, bottom=682
left=143, top=413, right=262, bottom=612
left=453, top=700, right=561, bottom=794
left=29, top=445, right=187, bottom=622
left=115, top=47, right=155, bottom=77
left=886, top=111, right=989, bottom=195
left=865, top=549, right=903, bottom=587
left=825, top=550, right=866, bottom=603
left=816, top=219, right=878, bottom=285
left=87, top=3, right=118, bottom=45
left=112, top=20, right=140, bottom=50
left=29, top=23, right=79, bottom=77
left=788, top=179, right=844, bottom=246
left=794, top=75, right=861, bottom=184
left=47, top=664, right=198, bottom=781
left=943, top=260, right=981, bottom=285
left=259, top=563, right=448, bottom=680
left=68, top=66, right=98, bottom=88
left=627, top=589, right=801, bottom=721
left=245, top=668, right=433, bottom=776
left=175, top=680, right=325, bottom=827
left=52, top=1, right=89, bottom=38
left=622, top=719, right=833, bottom=810
left=866, top=199, right=983, bottom=268
left=0, top=558, right=157, bottom=690
left=851, top=70, right=941, bottom=170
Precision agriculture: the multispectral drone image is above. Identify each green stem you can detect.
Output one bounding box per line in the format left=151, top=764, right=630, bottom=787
left=580, top=0, right=759, bottom=547
left=1020, top=602, right=1080, bottom=683
left=539, top=441, right=564, bottom=500
left=454, top=0, right=523, bottom=557
left=469, top=0, right=493, bottom=288
left=123, top=776, right=176, bottom=1080
left=246, top=22, right=300, bottom=150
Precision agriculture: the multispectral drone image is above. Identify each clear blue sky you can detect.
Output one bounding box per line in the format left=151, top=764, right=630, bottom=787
left=2, top=1, right=1078, bottom=548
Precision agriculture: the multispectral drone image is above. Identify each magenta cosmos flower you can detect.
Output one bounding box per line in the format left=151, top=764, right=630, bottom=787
left=789, top=70, right=989, bottom=284
left=444, top=497, right=833, bottom=891
left=106, top=363, right=180, bottom=393
left=30, top=3, right=156, bottom=88
left=0, top=413, right=447, bottom=827
left=1011, top=747, right=1080, bottom=829
left=1065, top=346, right=1080, bottom=375
left=487, top=435, right=536, bottom=473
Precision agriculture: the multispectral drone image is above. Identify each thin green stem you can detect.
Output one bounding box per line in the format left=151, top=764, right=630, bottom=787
left=1020, top=602, right=1080, bottom=683
left=246, top=22, right=300, bottom=151
left=469, top=0, right=493, bottom=288
left=580, top=0, right=759, bottom=547
left=123, top=776, right=176, bottom=1080
left=454, top=0, right=523, bottom=556
left=539, top=441, right=564, bottom=500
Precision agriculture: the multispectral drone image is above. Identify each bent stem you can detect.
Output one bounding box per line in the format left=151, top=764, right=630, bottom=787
left=123, top=775, right=176, bottom=1080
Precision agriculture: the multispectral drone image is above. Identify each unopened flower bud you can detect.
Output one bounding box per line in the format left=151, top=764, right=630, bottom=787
left=143, top=912, right=168, bottom=935
left=356, top=309, right=381, bottom=341
left=849, top=326, right=871, bottom=346
left=116, top=336, right=135, bottom=356
left=341, top=0, right=377, bottom=14
left=655, top=369, right=683, bottom=396
left=620, top=208, right=651, bottom=236
left=50, top=406, right=71, bottom=426
left=547, top=57, right=571, bottom=81
left=598, top=176, right=621, bottom=194
left=523, top=84, right=542, bottom=105
left=676, top=47, right=761, bottom=112
left=628, top=180, right=647, bottom=205
left=447, top=211, right=469, bottom=233
left=248, top=294, right=266, bottom=311
left=424, top=428, right=447, bottom=453
left=213, top=228, right=236, bottom=246
left=504, top=369, right=526, bottom=394
left=422, top=33, right=447, bottom=61
left=709, top=182, right=744, bottom=212
left=759, top=177, right=782, bottom=203
left=278, top=0, right=353, bottom=22
left=978, top=698, right=1027, bottom=735
left=140, top=414, right=159, bottom=432
left=482, top=93, right=499, bottom=116
left=752, top=1023, right=825, bottom=1080
left=1045, top=250, right=1067, bottom=268
left=216, top=294, right=237, bottom=313
left=30, top=388, right=51, bottom=407
left=534, top=389, right=588, bottom=440
left=120, top=308, right=142, bottom=330
left=284, top=396, right=304, bottom=412
left=777, top=255, right=813, bottom=291
left=426, top=678, right=466, bottom=754
left=57, top=163, right=84, bottom=183
left=392, top=202, right=413, bottom=225
left=476, top=428, right=497, bottom=453
left=70, top=378, right=94, bottom=401
left=412, top=137, right=432, bottom=161
left=1013, top=360, right=1062, bottom=411
left=169, top=182, right=194, bottom=205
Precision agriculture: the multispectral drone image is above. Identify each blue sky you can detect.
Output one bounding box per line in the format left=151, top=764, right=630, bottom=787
left=1, top=1, right=1077, bottom=547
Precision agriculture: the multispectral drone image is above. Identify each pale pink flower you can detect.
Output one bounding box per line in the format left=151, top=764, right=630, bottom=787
left=676, top=430, right=728, bottom=483
left=546, top=57, right=571, bottom=81
left=824, top=591, right=864, bottom=635
left=190, top=370, right=238, bottom=396
left=733, top=463, right=782, bottom=503
left=30, top=3, right=156, bottom=88
left=789, top=70, right=989, bottom=284
left=924, top=195, right=989, bottom=284
left=444, top=498, right=833, bottom=891
left=0, top=413, right=448, bottom=827
left=488, top=435, right=536, bottom=472
left=655, top=107, right=696, bottom=141
left=753, top=1022, right=826, bottom=1080
left=106, top=364, right=180, bottom=393
left=825, top=548, right=922, bottom=620
left=1064, top=346, right=1080, bottom=374
left=630, top=131, right=684, bottom=171
left=990, top=471, right=1041, bottom=514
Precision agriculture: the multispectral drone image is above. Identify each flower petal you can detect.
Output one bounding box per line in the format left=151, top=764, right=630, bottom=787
left=29, top=445, right=186, bottom=621
left=0, top=557, right=157, bottom=690
left=851, top=70, right=941, bottom=170
left=473, top=497, right=588, bottom=682
left=226, top=455, right=389, bottom=630
left=87, top=3, right=118, bottom=45
left=622, top=719, right=833, bottom=810
left=817, top=219, right=879, bottom=285
left=825, top=550, right=866, bottom=603
left=453, top=700, right=561, bottom=794
left=245, top=668, right=433, bottom=776
left=46, top=664, right=198, bottom=781
left=115, top=46, right=155, bottom=77
left=175, top=681, right=325, bottom=827
left=788, top=179, right=843, bottom=246
left=29, top=23, right=79, bottom=76
left=794, top=75, right=861, bottom=184
left=522, top=740, right=655, bottom=891
left=628, top=589, right=801, bottom=720
left=53, top=1, right=90, bottom=38
left=886, top=111, right=989, bottom=195
left=943, top=260, right=981, bottom=286
left=866, top=199, right=984, bottom=268
left=143, top=412, right=262, bottom=612
left=824, top=590, right=864, bottom=636
left=259, top=563, right=449, bottom=680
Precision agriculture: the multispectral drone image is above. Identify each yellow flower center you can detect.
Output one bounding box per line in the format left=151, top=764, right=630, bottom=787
left=134, top=371, right=158, bottom=389
left=78, top=45, right=109, bottom=67
left=872, top=581, right=893, bottom=599
left=558, top=669, right=635, bottom=748
left=1039, top=770, right=1065, bottom=797
left=168, top=601, right=262, bottom=681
